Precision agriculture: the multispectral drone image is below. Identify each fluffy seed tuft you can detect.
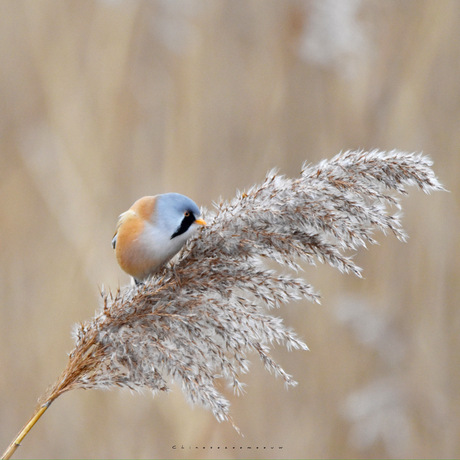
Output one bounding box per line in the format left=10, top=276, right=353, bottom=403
left=45, top=150, right=444, bottom=430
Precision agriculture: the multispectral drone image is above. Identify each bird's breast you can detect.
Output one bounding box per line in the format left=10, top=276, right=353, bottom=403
left=115, top=217, right=160, bottom=279
left=115, top=216, right=183, bottom=280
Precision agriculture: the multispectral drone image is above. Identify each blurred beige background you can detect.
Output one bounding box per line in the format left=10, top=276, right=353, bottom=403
left=0, top=1, right=459, bottom=458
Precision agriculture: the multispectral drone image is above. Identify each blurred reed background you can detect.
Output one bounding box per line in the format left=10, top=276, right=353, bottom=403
left=0, top=0, right=458, bottom=458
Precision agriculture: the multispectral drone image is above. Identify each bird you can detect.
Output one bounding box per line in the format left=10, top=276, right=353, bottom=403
left=112, top=193, right=206, bottom=282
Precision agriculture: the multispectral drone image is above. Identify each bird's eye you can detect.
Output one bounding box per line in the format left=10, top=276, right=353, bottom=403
left=184, top=211, right=190, bottom=217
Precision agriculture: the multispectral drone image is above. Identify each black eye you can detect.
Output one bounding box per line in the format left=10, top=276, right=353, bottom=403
left=184, top=211, right=190, bottom=217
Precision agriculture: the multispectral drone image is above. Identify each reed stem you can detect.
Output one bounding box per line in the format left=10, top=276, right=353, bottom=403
left=1, top=400, right=52, bottom=460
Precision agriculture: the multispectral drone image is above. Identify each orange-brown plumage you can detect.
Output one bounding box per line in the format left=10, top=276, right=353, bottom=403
left=130, top=196, right=157, bottom=223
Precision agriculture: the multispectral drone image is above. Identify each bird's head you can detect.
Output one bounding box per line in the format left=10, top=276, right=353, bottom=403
left=153, top=193, right=206, bottom=241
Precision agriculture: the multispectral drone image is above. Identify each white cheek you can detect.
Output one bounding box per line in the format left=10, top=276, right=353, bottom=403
left=139, top=225, right=172, bottom=262
left=140, top=222, right=198, bottom=265
left=170, top=224, right=198, bottom=249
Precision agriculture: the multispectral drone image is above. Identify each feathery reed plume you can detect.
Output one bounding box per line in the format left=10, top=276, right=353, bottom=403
left=2, top=150, right=444, bottom=459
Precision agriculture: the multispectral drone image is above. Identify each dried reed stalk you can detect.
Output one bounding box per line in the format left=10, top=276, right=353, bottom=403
left=1, top=150, right=443, bottom=459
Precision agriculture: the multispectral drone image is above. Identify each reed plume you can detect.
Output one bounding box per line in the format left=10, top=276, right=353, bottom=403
left=2, top=150, right=444, bottom=459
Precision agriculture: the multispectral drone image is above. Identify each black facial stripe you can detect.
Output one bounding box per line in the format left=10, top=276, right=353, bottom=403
left=171, top=212, right=196, bottom=239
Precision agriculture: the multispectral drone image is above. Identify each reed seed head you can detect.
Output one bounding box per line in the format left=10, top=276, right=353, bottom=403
left=45, top=150, right=444, bottom=430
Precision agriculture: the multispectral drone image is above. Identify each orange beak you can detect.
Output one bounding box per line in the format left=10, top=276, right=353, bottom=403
left=195, top=218, right=207, bottom=226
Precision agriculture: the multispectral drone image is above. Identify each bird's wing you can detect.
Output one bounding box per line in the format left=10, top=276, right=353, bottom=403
left=112, top=209, right=136, bottom=249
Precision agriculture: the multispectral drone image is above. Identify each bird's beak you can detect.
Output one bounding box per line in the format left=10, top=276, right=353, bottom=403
left=195, top=218, right=207, bottom=226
